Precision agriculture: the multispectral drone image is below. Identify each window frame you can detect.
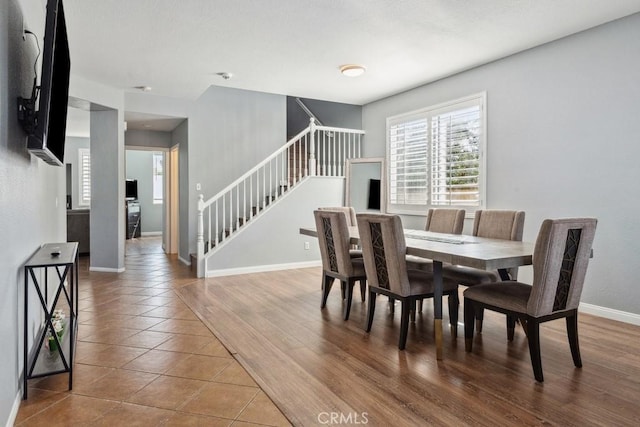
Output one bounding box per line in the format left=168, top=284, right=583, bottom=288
left=385, top=92, right=487, bottom=216
left=152, top=152, right=164, bottom=205
left=78, top=148, right=91, bottom=207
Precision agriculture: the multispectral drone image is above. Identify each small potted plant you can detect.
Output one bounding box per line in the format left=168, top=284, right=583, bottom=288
left=46, top=309, right=65, bottom=353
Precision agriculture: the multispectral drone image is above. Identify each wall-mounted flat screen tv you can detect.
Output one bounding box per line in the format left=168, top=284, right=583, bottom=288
left=126, top=179, right=138, bottom=200
left=20, top=0, right=70, bottom=166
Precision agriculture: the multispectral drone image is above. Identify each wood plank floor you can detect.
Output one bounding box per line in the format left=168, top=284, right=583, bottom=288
left=178, top=267, right=640, bottom=426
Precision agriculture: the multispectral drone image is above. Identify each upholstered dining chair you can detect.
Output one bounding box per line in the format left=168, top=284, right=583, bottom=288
left=314, top=210, right=367, bottom=321
left=406, top=208, right=466, bottom=271
left=356, top=213, right=459, bottom=349
left=464, top=217, right=597, bottom=382
left=443, top=209, right=525, bottom=331
left=318, top=206, right=361, bottom=257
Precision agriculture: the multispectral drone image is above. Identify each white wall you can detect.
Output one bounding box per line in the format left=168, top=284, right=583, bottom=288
left=363, top=13, right=640, bottom=317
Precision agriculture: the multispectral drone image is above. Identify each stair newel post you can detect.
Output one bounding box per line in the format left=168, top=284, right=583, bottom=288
left=197, top=194, right=205, bottom=278
left=309, top=118, right=317, bottom=176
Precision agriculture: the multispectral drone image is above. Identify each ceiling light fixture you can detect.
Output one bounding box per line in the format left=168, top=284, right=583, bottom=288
left=339, top=64, right=366, bottom=77
left=216, top=72, right=233, bottom=80
left=134, top=85, right=152, bottom=92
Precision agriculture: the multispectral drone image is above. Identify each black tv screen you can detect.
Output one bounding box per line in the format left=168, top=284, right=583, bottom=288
left=367, top=179, right=381, bottom=210
left=26, top=0, right=70, bottom=166
left=126, top=179, right=138, bottom=200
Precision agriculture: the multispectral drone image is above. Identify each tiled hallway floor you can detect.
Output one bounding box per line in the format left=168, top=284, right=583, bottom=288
left=16, top=248, right=290, bottom=426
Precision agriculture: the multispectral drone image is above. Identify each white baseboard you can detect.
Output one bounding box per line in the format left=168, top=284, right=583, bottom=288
left=579, top=302, right=640, bottom=326
left=141, top=231, right=162, bottom=236
left=6, top=390, right=21, bottom=427
left=206, top=260, right=321, bottom=277
left=89, top=266, right=126, bottom=273
left=178, top=256, right=191, bottom=266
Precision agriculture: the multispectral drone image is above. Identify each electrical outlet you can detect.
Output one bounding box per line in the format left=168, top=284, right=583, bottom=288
left=304, top=242, right=310, bottom=250
left=196, top=183, right=201, bottom=191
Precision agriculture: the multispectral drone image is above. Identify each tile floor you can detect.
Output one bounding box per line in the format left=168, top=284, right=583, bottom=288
left=16, top=240, right=291, bottom=426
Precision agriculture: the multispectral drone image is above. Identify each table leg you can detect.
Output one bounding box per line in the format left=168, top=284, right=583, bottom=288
left=433, top=260, right=443, bottom=360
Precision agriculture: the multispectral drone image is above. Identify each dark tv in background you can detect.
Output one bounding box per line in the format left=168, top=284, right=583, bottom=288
left=126, top=179, right=138, bottom=200
left=17, top=0, right=70, bottom=166
left=367, top=179, right=381, bottom=210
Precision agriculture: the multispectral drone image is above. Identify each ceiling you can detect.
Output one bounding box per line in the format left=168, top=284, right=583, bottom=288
left=62, top=0, right=640, bottom=136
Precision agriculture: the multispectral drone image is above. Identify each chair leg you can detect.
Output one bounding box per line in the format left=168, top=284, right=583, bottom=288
left=566, top=313, right=582, bottom=368
left=321, top=274, right=334, bottom=308
left=475, top=308, right=484, bottom=333
left=417, top=299, right=423, bottom=312
left=359, top=280, right=366, bottom=302
left=464, top=298, right=475, bottom=352
left=365, top=291, right=377, bottom=332
left=448, top=292, right=459, bottom=338
left=399, top=299, right=411, bottom=350
left=409, top=299, right=416, bottom=322
left=343, top=281, right=354, bottom=321
left=388, top=297, right=395, bottom=314
left=526, top=317, right=544, bottom=382
left=341, top=282, right=346, bottom=300
left=506, top=315, right=516, bottom=341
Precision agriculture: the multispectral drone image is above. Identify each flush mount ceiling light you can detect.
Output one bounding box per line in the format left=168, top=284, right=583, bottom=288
left=134, top=85, right=152, bottom=92
left=339, top=64, right=366, bottom=77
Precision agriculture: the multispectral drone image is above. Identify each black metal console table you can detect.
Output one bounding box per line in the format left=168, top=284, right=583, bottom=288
left=23, top=242, right=79, bottom=399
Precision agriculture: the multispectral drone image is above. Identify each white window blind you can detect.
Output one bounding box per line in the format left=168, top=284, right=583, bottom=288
left=152, top=152, right=163, bottom=204
left=78, top=148, right=91, bottom=206
left=387, top=93, right=485, bottom=213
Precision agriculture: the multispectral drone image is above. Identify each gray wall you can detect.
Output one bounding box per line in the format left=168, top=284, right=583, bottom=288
left=126, top=150, right=163, bottom=233
left=64, top=136, right=90, bottom=210
left=286, top=96, right=363, bottom=137
left=1, top=0, right=66, bottom=422
left=125, top=128, right=173, bottom=149
left=90, top=109, right=125, bottom=271
left=172, top=120, right=189, bottom=261
left=188, top=86, right=287, bottom=256
left=362, top=13, right=640, bottom=316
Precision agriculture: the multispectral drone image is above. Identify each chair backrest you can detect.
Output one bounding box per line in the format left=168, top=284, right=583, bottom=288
left=473, top=210, right=525, bottom=279
left=314, top=210, right=355, bottom=276
left=473, top=210, right=525, bottom=241
left=527, top=218, right=597, bottom=317
left=425, top=208, right=465, bottom=234
left=318, top=206, right=357, bottom=227
left=356, top=213, right=411, bottom=296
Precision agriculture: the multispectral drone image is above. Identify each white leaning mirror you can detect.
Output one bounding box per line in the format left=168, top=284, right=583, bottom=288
left=345, top=158, right=386, bottom=213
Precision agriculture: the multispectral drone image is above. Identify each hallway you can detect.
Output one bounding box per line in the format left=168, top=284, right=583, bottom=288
left=16, top=251, right=290, bottom=426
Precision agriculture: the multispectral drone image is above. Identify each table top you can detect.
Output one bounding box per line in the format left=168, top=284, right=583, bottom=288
left=25, top=242, right=79, bottom=268
left=300, top=227, right=534, bottom=271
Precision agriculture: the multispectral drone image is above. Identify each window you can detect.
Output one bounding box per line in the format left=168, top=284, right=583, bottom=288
left=78, top=148, right=91, bottom=206
left=387, top=93, right=486, bottom=214
left=152, top=152, right=163, bottom=204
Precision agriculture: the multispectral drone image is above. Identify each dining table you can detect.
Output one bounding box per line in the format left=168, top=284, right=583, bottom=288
left=299, top=226, right=535, bottom=360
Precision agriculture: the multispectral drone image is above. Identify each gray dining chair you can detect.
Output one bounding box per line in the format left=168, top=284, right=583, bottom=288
left=314, top=210, right=367, bottom=321
left=464, top=217, right=597, bottom=382
left=406, top=208, right=466, bottom=272
left=443, top=209, right=525, bottom=331
left=356, top=213, right=459, bottom=349
left=318, top=206, right=361, bottom=258
left=406, top=208, right=465, bottom=314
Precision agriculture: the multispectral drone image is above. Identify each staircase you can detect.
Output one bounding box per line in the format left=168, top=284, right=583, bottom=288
left=195, top=119, right=365, bottom=277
